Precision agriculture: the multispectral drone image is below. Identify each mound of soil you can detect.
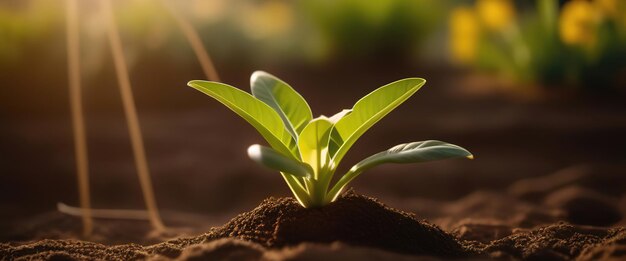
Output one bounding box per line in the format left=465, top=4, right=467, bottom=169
left=206, top=190, right=467, bottom=257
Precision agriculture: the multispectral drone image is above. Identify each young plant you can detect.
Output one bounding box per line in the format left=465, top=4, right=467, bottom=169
left=188, top=72, right=473, bottom=208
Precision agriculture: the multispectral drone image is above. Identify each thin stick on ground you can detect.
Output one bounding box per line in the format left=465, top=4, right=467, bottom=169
left=161, top=0, right=221, bottom=81
left=101, top=0, right=165, bottom=231
left=66, top=0, right=93, bottom=237
left=58, top=202, right=150, bottom=220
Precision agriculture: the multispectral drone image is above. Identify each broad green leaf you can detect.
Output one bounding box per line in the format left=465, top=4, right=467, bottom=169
left=331, top=78, right=426, bottom=165
left=247, top=145, right=313, bottom=178
left=297, top=117, right=333, bottom=179
left=188, top=80, right=298, bottom=157
left=251, top=71, right=313, bottom=140
left=350, top=140, right=473, bottom=173
left=326, top=140, right=472, bottom=202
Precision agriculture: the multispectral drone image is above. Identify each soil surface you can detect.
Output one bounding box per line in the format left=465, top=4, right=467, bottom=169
left=2, top=191, right=626, bottom=260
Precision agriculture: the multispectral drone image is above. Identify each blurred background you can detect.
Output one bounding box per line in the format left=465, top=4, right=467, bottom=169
left=1, top=0, right=625, bottom=242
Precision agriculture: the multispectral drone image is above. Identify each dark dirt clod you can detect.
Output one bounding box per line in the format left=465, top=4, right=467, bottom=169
left=544, top=186, right=622, bottom=226
left=452, top=223, right=513, bottom=243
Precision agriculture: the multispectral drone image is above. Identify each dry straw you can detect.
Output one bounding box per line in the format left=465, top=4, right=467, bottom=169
left=101, top=0, right=165, bottom=231
left=65, top=0, right=93, bottom=237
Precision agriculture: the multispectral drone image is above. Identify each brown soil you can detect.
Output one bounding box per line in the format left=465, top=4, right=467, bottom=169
left=479, top=223, right=625, bottom=260
left=2, top=191, right=626, bottom=260
left=206, top=190, right=466, bottom=257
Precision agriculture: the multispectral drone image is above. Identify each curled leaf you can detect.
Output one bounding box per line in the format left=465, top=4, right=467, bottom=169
left=247, top=144, right=313, bottom=178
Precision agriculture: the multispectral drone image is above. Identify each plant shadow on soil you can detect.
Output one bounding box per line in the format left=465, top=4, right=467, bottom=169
left=2, top=190, right=626, bottom=260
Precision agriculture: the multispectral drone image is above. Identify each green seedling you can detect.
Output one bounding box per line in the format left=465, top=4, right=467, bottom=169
left=189, top=72, right=473, bottom=208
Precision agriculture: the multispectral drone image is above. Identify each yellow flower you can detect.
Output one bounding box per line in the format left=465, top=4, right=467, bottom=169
left=449, top=7, right=480, bottom=64
left=559, top=0, right=600, bottom=46
left=476, top=0, right=516, bottom=31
